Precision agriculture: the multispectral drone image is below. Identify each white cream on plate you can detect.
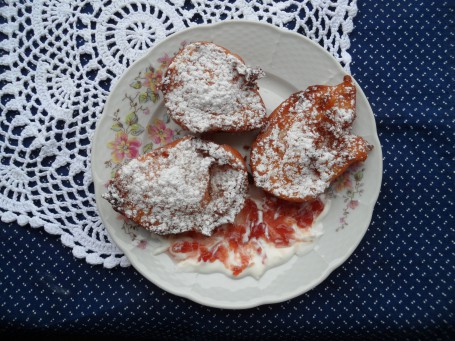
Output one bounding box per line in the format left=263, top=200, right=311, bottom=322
left=156, top=196, right=330, bottom=279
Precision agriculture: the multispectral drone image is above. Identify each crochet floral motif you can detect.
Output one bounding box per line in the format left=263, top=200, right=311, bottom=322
left=0, top=0, right=358, bottom=268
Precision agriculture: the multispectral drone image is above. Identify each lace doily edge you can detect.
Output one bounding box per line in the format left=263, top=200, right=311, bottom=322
left=0, top=210, right=131, bottom=268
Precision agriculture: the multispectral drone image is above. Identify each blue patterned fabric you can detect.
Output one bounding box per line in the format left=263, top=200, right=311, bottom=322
left=1, top=0, right=453, bottom=338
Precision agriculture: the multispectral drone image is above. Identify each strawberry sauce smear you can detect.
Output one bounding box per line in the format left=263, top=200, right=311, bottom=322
left=167, top=195, right=326, bottom=278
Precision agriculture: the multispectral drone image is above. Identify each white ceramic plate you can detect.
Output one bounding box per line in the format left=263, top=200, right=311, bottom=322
left=91, top=21, right=382, bottom=309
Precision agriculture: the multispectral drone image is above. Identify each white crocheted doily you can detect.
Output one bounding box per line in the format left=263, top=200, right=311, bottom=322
left=0, top=0, right=358, bottom=268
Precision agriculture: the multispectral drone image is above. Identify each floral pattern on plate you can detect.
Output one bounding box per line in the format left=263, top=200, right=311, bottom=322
left=327, top=163, right=366, bottom=231
left=102, top=43, right=367, bottom=257
left=92, top=22, right=382, bottom=308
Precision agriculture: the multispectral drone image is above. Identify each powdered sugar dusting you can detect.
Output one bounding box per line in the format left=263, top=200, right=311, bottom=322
left=103, top=137, right=248, bottom=236
left=251, top=76, right=371, bottom=201
left=161, top=42, right=267, bottom=133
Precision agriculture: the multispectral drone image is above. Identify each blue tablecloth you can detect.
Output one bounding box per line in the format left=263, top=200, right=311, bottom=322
left=1, top=0, right=453, bottom=338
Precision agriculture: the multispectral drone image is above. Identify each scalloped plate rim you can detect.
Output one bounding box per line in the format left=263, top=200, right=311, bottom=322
left=91, top=20, right=383, bottom=309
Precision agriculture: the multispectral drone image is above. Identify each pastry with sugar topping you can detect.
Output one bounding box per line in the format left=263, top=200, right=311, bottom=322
left=250, top=75, right=372, bottom=202
left=161, top=41, right=267, bottom=133
left=103, top=136, right=248, bottom=236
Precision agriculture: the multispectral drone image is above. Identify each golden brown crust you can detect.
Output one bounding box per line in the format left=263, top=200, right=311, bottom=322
left=250, top=76, right=371, bottom=202
left=161, top=42, right=267, bottom=133
left=103, top=137, right=249, bottom=235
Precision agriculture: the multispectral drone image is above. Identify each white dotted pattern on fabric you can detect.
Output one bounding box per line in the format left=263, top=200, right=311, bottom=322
left=0, top=0, right=452, bottom=337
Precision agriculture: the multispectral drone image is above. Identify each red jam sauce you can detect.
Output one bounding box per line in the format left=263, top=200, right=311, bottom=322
left=167, top=195, right=325, bottom=276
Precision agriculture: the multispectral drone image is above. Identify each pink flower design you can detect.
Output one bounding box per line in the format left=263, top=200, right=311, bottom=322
left=158, top=53, right=173, bottom=67
left=142, top=68, right=163, bottom=92
left=136, top=240, right=148, bottom=249
left=116, top=214, right=130, bottom=222
left=147, top=119, right=174, bottom=145
left=333, top=173, right=353, bottom=192
left=107, top=132, right=141, bottom=163
left=348, top=200, right=359, bottom=209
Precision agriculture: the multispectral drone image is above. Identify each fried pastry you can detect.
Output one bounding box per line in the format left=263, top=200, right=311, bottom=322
left=103, top=136, right=248, bottom=236
left=161, top=41, right=267, bottom=133
left=250, top=75, right=372, bottom=202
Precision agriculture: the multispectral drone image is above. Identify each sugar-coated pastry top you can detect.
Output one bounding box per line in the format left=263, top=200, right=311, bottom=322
left=161, top=41, right=267, bottom=133
left=103, top=137, right=248, bottom=236
left=250, top=76, right=372, bottom=202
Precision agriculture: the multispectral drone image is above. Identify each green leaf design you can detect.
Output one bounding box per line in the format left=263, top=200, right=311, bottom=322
left=130, top=81, right=142, bottom=89
left=125, top=111, right=138, bottom=126
left=143, top=143, right=154, bottom=154
left=150, top=91, right=159, bottom=103
left=111, top=121, right=123, bottom=132
left=129, top=124, right=145, bottom=136
left=354, top=171, right=363, bottom=181
left=138, top=92, right=148, bottom=103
